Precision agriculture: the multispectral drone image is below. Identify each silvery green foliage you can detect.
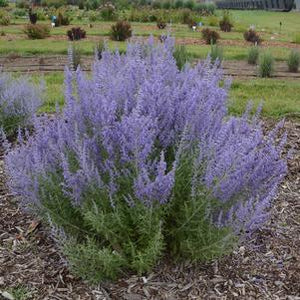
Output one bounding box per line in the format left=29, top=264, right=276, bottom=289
left=0, top=72, right=42, bottom=136
left=5, top=38, right=287, bottom=279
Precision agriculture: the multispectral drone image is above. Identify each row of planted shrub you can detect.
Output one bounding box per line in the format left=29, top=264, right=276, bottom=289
left=21, top=22, right=130, bottom=41
left=17, top=17, right=259, bottom=43
left=1, top=6, right=213, bottom=25
left=13, top=0, right=216, bottom=14
left=20, top=21, right=300, bottom=77
left=0, top=37, right=287, bottom=284
left=247, top=46, right=300, bottom=76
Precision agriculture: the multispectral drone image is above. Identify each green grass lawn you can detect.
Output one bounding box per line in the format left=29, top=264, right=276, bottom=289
left=229, top=79, right=300, bottom=119
left=227, top=10, right=300, bottom=37
left=30, top=71, right=300, bottom=120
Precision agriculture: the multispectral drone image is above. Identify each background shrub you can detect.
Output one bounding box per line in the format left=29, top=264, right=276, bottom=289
left=36, top=8, right=47, bottom=21
left=29, top=9, right=38, bottom=24
left=100, top=5, right=117, bottom=21
left=244, top=29, right=261, bottom=44
left=162, top=1, right=172, bottom=9
left=0, top=0, right=8, bottom=7
left=13, top=8, right=27, bottom=18
left=174, top=0, right=183, bottom=8
left=23, top=24, right=50, bottom=39
left=152, top=1, right=161, bottom=9
left=201, top=28, right=220, bottom=44
left=181, top=8, right=192, bottom=24
left=287, top=50, right=300, bottom=72
left=88, top=11, right=98, bottom=22
left=67, top=27, right=86, bottom=41
left=0, top=9, right=10, bottom=26
left=85, top=0, right=100, bottom=10
left=219, top=11, right=233, bottom=32
left=0, top=72, right=42, bottom=137
left=157, top=20, right=167, bottom=29
left=16, top=0, right=30, bottom=8
left=55, top=12, right=71, bottom=26
left=207, top=15, right=219, bottom=27
left=5, top=38, right=287, bottom=283
left=41, top=0, right=67, bottom=8
left=247, top=46, right=259, bottom=65
left=184, top=0, right=195, bottom=10
left=110, top=20, right=132, bottom=41
left=259, top=52, right=274, bottom=77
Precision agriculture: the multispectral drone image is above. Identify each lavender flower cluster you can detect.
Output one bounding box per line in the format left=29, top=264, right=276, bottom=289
left=5, top=37, right=286, bottom=243
left=0, top=72, right=42, bottom=136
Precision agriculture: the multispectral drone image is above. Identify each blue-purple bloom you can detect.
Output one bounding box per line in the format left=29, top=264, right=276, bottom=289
left=0, top=72, right=42, bottom=136
left=4, top=37, right=287, bottom=238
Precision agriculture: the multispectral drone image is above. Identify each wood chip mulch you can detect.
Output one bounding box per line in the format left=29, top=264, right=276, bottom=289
left=0, top=120, right=299, bottom=300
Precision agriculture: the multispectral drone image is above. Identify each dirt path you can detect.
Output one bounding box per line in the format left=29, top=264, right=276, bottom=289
left=1, top=55, right=300, bottom=79
left=0, top=120, right=299, bottom=299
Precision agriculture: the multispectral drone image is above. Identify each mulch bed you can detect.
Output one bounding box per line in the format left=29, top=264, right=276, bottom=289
left=0, top=120, right=299, bottom=300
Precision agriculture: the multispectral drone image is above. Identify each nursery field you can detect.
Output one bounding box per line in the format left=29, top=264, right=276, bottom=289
left=1, top=11, right=300, bottom=59
left=0, top=5, right=300, bottom=300
left=0, top=8, right=300, bottom=119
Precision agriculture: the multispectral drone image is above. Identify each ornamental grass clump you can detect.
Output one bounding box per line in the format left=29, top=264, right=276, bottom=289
left=210, top=43, right=223, bottom=64
left=5, top=37, right=287, bottom=283
left=0, top=72, right=42, bottom=137
left=173, top=44, right=190, bottom=70
left=247, top=46, right=259, bottom=65
left=287, top=50, right=300, bottom=72
left=259, top=52, right=274, bottom=77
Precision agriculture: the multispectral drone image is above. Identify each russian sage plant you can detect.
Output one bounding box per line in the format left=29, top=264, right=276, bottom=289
left=0, top=72, right=42, bottom=137
left=5, top=37, right=287, bottom=283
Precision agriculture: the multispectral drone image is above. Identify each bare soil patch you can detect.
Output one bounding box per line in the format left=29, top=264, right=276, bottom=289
left=0, top=119, right=299, bottom=299
left=1, top=55, right=300, bottom=79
